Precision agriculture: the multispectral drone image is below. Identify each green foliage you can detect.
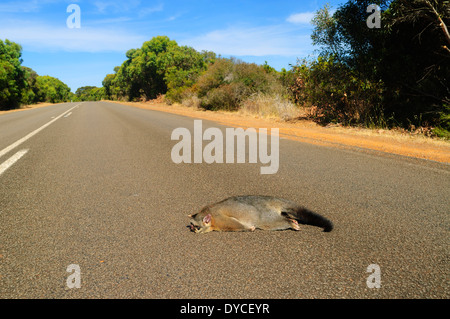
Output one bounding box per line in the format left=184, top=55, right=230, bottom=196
left=102, top=73, right=116, bottom=100
left=105, top=36, right=210, bottom=103
left=201, top=82, right=247, bottom=111
left=164, top=47, right=213, bottom=104
left=289, top=56, right=384, bottom=126
left=0, top=39, right=73, bottom=109
left=35, top=75, right=71, bottom=103
left=298, top=0, right=450, bottom=134
left=311, top=4, right=342, bottom=59
left=75, top=86, right=104, bottom=101
left=262, top=61, right=277, bottom=74
left=194, top=58, right=234, bottom=97
left=433, top=104, right=450, bottom=139
left=0, top=39, right=27, bottom=110
left=21, top=66, right=39, bottom=105
left=102, top=36, right=289, bottom=112
left=380, top=0, right=450, bottom=129
left=126, top=36, right=178, bottom=99
left=193, top=58, right=284, bottom=111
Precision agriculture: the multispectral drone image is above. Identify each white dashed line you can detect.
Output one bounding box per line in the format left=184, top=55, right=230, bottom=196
left=0, top=103, right=80, bottom=160
left=0, top=149, right=29, bottom=176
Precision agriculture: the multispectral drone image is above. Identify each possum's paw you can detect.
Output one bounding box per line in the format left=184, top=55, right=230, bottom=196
left=290, top=219, right=300, bottom=231
left=249, top=226, right=256, bottom=232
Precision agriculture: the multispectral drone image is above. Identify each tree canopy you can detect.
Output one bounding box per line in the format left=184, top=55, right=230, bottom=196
left=0, top=39, right=73, bottom=110
left=0, top=39, right=27, bottom=109
left=103, top=36, right=215, bottom=102
left=295, top=0, right=449, bottom=135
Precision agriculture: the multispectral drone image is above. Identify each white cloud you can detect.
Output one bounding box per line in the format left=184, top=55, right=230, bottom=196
left=92, top=1, right=163, bottom=18
left=286, top=12, right=315, bottom=24
left=0, top=0, right=58, bottom=13
left=182, top=25, right=313, bottom=57
left=85, top=16, right=133, bottom=26
left=0, top=21, right=146, bottom=53
left=138, top=3, right=164, bottom=18
left=93, top=0, right=142, bottom=14
left=167, top=12, right=182, bottom=22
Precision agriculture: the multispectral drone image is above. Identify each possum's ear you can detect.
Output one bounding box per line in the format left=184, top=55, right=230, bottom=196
left=203, top=214, right=212, bottom=224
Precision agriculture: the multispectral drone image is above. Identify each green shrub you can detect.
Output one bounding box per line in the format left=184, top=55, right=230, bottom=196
left=193, top=58, right=285, bottom=111
left=200, top=82, right=247, bottom=111
left=433, top=104, right=450, bottom=139
left=0, top=39, right=27, bottom=109
left=194, top=58, right=234, bottom=98
left=35, top=75, right=71, bottom=103
left=289, top=56, right=384, bottom=126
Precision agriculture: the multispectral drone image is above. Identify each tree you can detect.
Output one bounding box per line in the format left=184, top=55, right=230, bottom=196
left=312, top=1, right=390, bottom=77
left=21, top=66, right=39, bottom=105
left=125, top=36, right=178, bottom=100
left=304, top=0, right=449, bottom=132
left=381, top=0, right=449, bottom=129
left=303, top=1, right=389, bottom=125
left=102, top=73, right=116, bottom=100
left=164, top=45, right=210, bottom=103
left=388, top=0, right=450, bottom=54
left=105, top=36, right=213, bottom=102
left=0, top=39, right=27, bottom=109
left=35, top=76, right=71, bottom=103
left=74, top=86, right=105, bottom=101
left=1, top=39, right=74, bottom=108
left=311, top=4, right=342, bottom=60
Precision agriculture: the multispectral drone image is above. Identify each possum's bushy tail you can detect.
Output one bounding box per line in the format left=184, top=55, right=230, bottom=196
left=282, top=207, right=333, bottom=232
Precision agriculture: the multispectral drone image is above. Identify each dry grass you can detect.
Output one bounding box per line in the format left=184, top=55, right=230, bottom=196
left=181, top=95, right=201, bottom=109
left=239, top=93, right=300, bottom=121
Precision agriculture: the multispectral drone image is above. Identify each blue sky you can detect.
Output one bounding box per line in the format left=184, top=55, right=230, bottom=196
left=0, top=0, right=345, bottom=92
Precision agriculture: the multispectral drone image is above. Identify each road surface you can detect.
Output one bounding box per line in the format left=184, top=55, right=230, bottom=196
left=0, top=101, right=448, bottom=298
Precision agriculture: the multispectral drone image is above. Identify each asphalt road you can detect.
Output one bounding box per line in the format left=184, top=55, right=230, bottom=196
left=0, top=101, right=448, bottom=299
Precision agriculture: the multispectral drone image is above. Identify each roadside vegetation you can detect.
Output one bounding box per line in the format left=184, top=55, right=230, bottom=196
left=74, top=86, right=105, bottom=101
left=1, top=0, right=448, bottom=138
left=0, top=39, right=73, bottom=108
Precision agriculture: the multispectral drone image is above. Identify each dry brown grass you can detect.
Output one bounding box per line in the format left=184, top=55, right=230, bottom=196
left=239, top=93, right=300, bottom=121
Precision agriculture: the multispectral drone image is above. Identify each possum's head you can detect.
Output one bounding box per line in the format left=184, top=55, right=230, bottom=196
left=188, top=209, right=212, bottom=233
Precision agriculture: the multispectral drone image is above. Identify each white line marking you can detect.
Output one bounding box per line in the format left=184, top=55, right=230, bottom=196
left=0, top=104, right=80, bottom=159
left=0, top=149, right=29, bottom=176
left=64, top=112, right=72, bottom=118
